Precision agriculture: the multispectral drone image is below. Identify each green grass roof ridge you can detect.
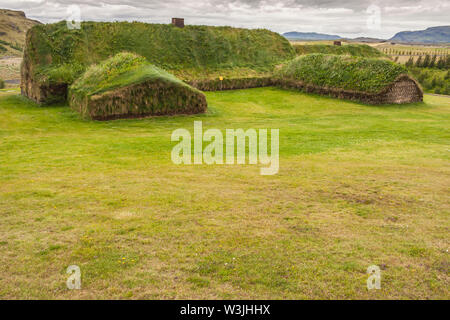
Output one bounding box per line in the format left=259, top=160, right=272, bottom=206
left=70, top=52, right=197, bottom=97
left=275, top=53, right=408, bottom=93
left=26, top=21, right=295, bottom=86
left=68, top=52, right=207, bottom=120
left=292, top=44, right=384, bottom=58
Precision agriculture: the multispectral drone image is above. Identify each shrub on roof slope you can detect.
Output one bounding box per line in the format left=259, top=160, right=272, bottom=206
left=275, top=54, right=408, bottom=93
left=292, top=44, right=384, bottom=58
left=68, top=52, right=207, bottom=120
left=21, top=21, right=295, bottom=103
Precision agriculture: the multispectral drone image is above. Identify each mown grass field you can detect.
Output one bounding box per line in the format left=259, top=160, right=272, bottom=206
left=0, top=87, right=449, bottom=299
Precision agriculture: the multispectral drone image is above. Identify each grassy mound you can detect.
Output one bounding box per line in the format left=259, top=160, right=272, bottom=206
left=21, top=21, right=295, bottom=103
left=292, top=44, right=384, bottom=58
left=275, top=54, right=408, bottom=93
left=68, top=52, right=207, bottom=120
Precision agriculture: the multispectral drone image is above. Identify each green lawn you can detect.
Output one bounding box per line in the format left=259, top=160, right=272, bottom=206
left=0, top=87, right=449, bottom=299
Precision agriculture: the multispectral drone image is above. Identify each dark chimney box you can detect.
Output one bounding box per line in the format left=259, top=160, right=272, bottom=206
left=172, top=18, right=185, bottom=28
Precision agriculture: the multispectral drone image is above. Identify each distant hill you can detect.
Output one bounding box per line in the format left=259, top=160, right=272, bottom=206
left=390, top=26, right=450, bottom=43
left=283, top=32, right=341, bottom=41
left=0, top=9, right=41, bottom=56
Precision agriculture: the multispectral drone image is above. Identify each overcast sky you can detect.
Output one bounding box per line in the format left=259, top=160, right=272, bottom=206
left=3, top=0, right=450, bottom=38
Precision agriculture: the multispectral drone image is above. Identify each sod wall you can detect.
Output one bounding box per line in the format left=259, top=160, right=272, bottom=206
left=187, top=77, right=274, bottom=91
left=274, top=75, right=423, bottom=105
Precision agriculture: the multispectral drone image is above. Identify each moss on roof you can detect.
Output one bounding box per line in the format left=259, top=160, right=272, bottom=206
left=292, top=44, right=384, bottom=58
left=70, top=52, right=195, bottom=96
left=68, top=52, right=207, bottom=120
left=275, top=54, right=408, bottom=93
left=26, top=21, right=295, bottom=85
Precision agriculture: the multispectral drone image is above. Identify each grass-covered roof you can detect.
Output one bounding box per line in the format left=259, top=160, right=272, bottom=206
left=68, top=52, right=207, bottom=120
left=275, top=54, right=408, bottom=93
left=292, top=44, right=384, bottom=58
left=70, top=52, right=197, bottom=97
left=26, top=21, right=295, bottom=85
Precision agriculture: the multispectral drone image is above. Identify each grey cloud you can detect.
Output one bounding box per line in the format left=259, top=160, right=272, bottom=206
left=1, top=0, right=449, bottom=38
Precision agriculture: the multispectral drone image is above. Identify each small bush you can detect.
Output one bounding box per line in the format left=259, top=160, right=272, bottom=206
left=0, top=79, right=5, bottom=89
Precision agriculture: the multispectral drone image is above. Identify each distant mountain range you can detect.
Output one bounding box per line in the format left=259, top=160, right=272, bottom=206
left=390, top=26, right=450, bottom=43
left=282, top=32, right=341, bottom=41
left=283, top=26, right=450, bottom=44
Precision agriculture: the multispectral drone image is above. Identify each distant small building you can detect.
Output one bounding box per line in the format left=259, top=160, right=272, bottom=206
left=334, top=41, right=342, bottom=46
left=172, top=18, right=185, bottom=28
